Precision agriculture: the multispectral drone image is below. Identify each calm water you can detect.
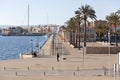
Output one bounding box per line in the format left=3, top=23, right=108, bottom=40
left=0, top=36, right=47, bottom=60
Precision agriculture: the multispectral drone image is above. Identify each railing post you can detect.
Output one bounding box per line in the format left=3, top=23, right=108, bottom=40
left=73, top=72, right=75, bottom=76
left=44, top=72, right=46, bottom=76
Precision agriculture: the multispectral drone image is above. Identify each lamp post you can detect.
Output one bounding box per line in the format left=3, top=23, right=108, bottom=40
left=36, top=37, right=39, bottom=54
left=108, top=29, right=111, bottom=77
left=30, top=39, right=33, bottom=53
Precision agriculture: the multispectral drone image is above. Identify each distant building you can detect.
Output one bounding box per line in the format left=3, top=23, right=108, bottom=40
left=2, top=29, right=9, bottom=35
left=2, top=25, right=58, bottom=36
left=89, top=20, right=107, bottom=28
left=2, top=27, right=22, bottom=35
left=80, top=25, right=96, bottom=41
left=28, top=25, right=55, bottom=34
left=58, top=26, right=65, bottom=40
left=62, top=24, right=96, bottom=42
left=0, top=29, right=2, bottom=35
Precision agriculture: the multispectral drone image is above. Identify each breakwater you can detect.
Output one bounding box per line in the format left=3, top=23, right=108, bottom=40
left=38, top=34, right=69, bottom=56
left=39, top=35, right=53, bottom=55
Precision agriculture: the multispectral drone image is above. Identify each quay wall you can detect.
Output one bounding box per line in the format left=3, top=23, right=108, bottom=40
left=86, top=46, right=120, bottom=54
left=39, top=35, right=53, bottom=55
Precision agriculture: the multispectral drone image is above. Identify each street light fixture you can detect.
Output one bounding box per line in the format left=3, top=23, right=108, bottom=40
left=30, top=39, right=33, bottom=53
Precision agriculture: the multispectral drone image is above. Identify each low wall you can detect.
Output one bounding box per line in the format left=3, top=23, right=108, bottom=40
left=86, top=46, right=120, bottom=54
left=19, top=54, right=33, bottom=59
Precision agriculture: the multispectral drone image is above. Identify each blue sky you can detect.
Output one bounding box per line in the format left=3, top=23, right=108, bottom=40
left=0, top=0, right=120, bottom=27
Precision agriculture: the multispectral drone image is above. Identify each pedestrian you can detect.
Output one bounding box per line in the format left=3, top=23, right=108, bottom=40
left=57, top=53, right=60, bottom=62
left=33, top=51, right=37, bottom=57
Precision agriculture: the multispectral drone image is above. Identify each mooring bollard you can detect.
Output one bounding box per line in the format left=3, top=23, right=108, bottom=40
left=73, top=72, right=75, bottom=76
left=44, top=72, right=46, bottom=76
left=52, top=66, right=54, bottom=70
left=28, top=66, right=29, bottom=70
left=103, top=66, right=106, bottom=76
left=104, top=68, right=106, bottom=76
left=16, top=72, right=17, bottom=76
left=4, top=66, right=6, bottom=70
left=113, top=64, right=119, bottom=78
left=77, top=67, right=79, bottom=71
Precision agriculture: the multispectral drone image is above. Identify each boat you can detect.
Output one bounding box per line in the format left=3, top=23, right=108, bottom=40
left=19, top=5, right=37, bottom=59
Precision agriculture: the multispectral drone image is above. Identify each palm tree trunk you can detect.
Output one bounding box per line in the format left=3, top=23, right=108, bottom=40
left=84, top=20, right=87, bottom=47
left=70, top=31, right=72, bottom=44
left=78, top=22, right=81, bottom=50
left=75, top=30, right=78, bottom=48
left=115, top=24, right=118, bottom=46
left=73, top=31, right=76, bottom=47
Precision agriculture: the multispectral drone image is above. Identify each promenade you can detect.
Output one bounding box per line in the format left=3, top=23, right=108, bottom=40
left=0, top=34, right=119, bottom=80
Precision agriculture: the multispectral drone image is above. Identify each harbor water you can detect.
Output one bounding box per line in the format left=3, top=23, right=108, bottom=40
left=0, top=36, right=47, bottom=60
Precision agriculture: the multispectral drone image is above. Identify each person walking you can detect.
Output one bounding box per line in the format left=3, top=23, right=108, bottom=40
left=57, top=53, right=60, bottom=62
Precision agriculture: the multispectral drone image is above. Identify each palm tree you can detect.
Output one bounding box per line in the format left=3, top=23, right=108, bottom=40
left=74, top=16, right=79, bottom=48
left=116, top=9, right=120, bottom=15
left=79, top=4, right=96, bottom=48
left=95, top=24, right=109, bottom=41
left=75, top=10, right=83, bottom=49
left=106, top=12, right=120, bottom=46
left=66, top=17, right=77, bottom=46
left=74, top=5, right=96, bottom=68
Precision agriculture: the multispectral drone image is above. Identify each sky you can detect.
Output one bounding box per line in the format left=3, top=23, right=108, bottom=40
left=0, top=0, right=120, bottom=27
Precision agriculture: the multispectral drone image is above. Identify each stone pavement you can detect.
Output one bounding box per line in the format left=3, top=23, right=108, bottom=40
left=36, top=34, right=120, bottom=76
left=0, top=34, right=120, bottom=80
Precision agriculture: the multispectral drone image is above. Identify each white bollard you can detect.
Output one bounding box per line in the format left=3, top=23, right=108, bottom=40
left=113, top=64, right=118, bottom=72
left=83, top=47, right=86, bottom=55
left=118, top=53, right=120, bottom=65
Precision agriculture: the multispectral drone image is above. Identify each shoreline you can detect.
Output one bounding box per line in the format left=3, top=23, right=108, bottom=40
left=0, top=36, right=47, bottom=60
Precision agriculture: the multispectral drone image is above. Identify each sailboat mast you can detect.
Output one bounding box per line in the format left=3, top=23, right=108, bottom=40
left=47, top=13, right=48, bottom=27
left=28, top=5, right=29, bottom=28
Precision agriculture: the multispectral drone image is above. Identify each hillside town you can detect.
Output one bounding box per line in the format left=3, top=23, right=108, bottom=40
left=1, top=19, right=120, bottom=43
left=0, top=25, right=58, bottom=36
